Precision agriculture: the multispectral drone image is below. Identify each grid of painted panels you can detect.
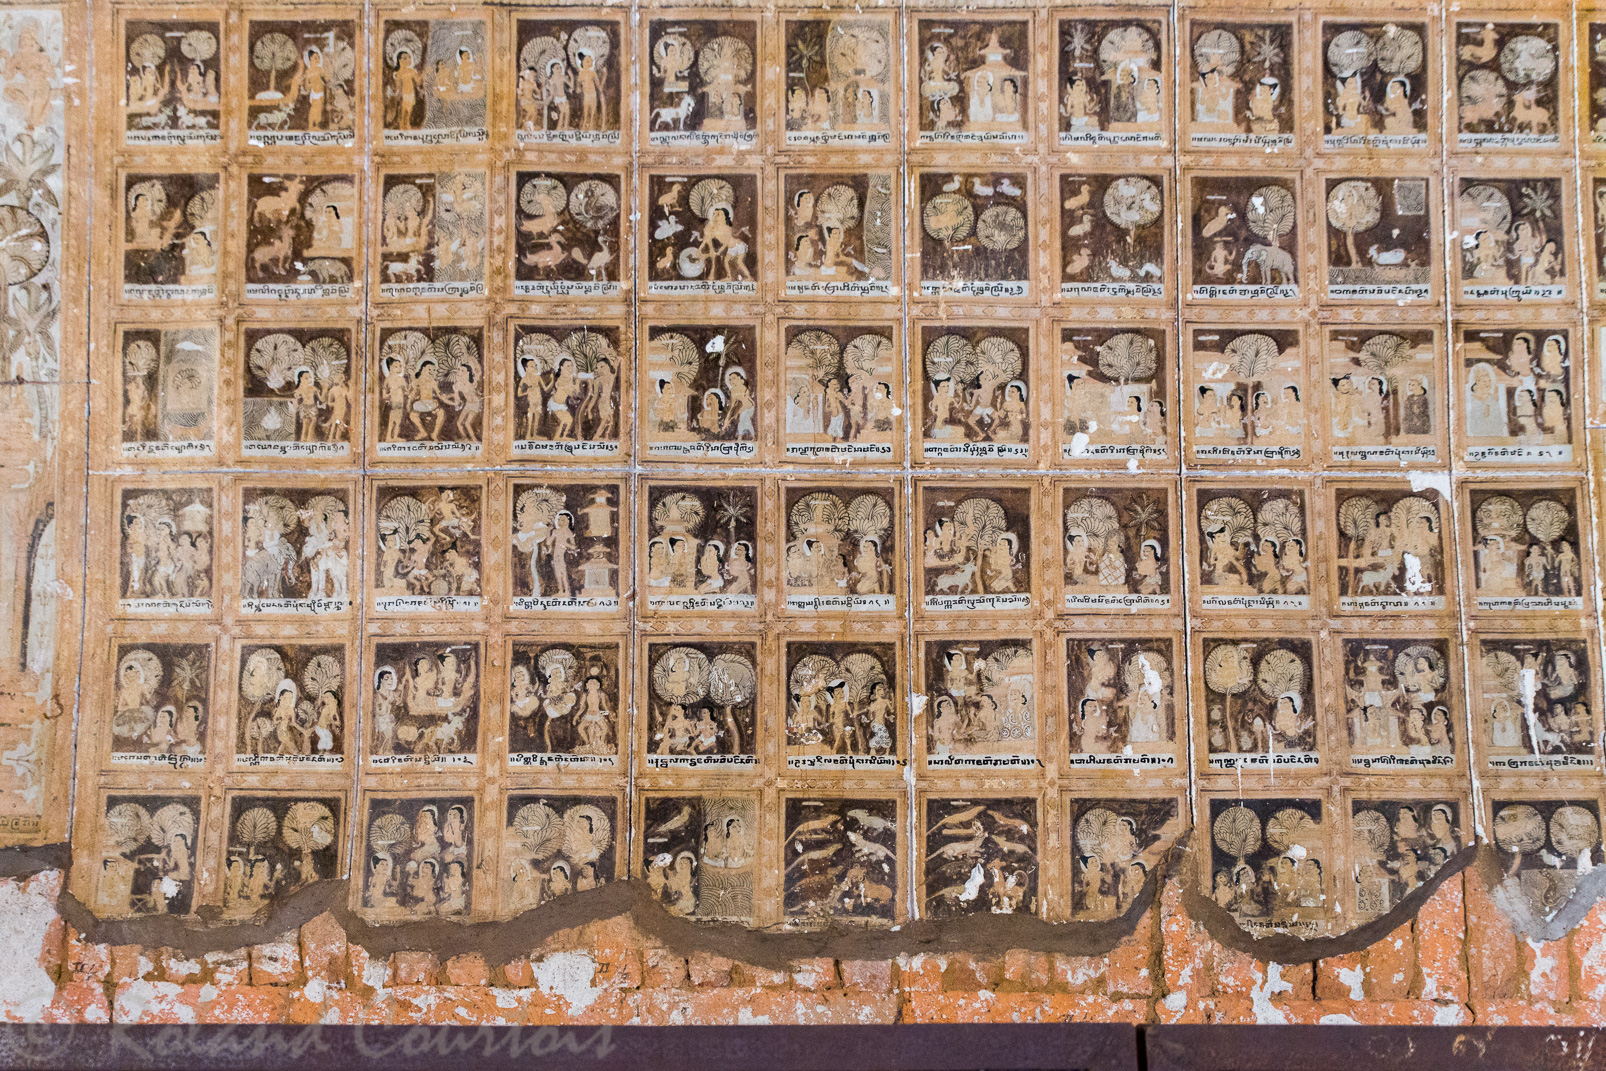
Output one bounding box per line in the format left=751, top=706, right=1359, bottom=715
left=74, top=0, right=1606, bottom=935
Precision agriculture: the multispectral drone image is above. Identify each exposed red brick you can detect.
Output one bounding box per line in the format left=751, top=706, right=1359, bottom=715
left=1271, top=1000, right=1466, bottom=1026
left=1159, top=882, right=1211, bottom=1000
left=943, top=953, right=1000, bottom=991
left=499, top=957, right=535, bottom=988
left=1415, top=874, right=1467, bottom=1002
left=64, top=927, right=109, bottom=983
left=639, top=987, right=898, bottom=1025
left=1574, top=898, right=1606, bottom=1008
left=1002, top=950, right=1053, bottom=990
left=154, top=950, right=202, bottom=982
left=109, top=945, right=150, bottom=985
left=537, top=919, right=640, bottom=989
left=736, top=963, right=789, bottom=987
left=1155, top=993, right=1213, bottom=1024
left=1315, top=952, right=1366, bottom=1001
left=839, top=959, right=894, bottom=993
left=444, top=953, right=489, bottom=987
left=112, top=981, right=199, bottom=1024
left=524, top=988, right=640, bottom=1025
left=204, top=949, right=250, bottom=987
left=1212, top=947, right=1259, bottom=996
left=1053, top=953, right=1106, bottom=993
left=1108, top=914, right=1154, bottom=996
left=524, top=951, right=603, bottom=1012
left=897, top=954, right=945, bottom=992
left=1465, top=874, right=1520, bottom=1002
left=1274, top=1001, right=1329, bottom=1025
left=200, top=986, right=290, bottom=1024
left=1278, top=963, right=1314, bottom=1001
left=1197, top=995, right=1255, bottom=1024
left=390, top=951, right=440, bottom=986
left=299, top=912, right=347, bottom=985
left=41, top=979, right=109, bottom=1024
left=790, top=958, right=838, bottom=991
left=37, top=914, right=62, bottom=979
left=688, top=950, right=733, bottom=987
left=1475, top=1000, right=1594, bottom=1026
left=1364, top=923, right=1414, bottom=1000
left=1523, top=937, right=1569, bottom=1004
left=384, top=985, right=523, bottom=1026
left=43, top=862, right=1606, bottom=1028
left=157, top=948, right=202, bottom=983
left=1213, top=954, right=1308, bottom=1003
left=346, top=943, right=376, bottom=989
left=904, top=991, right=1149, bottom=1024
left=317, top=989, right=367, bottom=1025
left=250, top=941, right=302, bottom=986
left=24, top=870, right=62, bottom=902
left=1360, top=1002, right=1469, bottom=1026
left=592, top=944, right=642, bottom=989
left=643, top=947, right=688, bottom=988
left=286, top=987, right=325, bottom=1024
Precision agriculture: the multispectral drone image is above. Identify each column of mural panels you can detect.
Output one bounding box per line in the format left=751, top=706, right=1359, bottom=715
left=1442, top=0, right=1597, bottom=926
left=1181, top=0, right=1448, bottom=935
left=86, top=2, right=341, bottom=917
left=81, top=2, right=372, bottom=917
left=1565, top=0, right=1606, bottom=923
left=67, top=0, right=1606, bottom=935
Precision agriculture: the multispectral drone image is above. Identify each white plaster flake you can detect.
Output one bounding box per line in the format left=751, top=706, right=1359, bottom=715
left=1432, top=1002, right=1466, bottom=1025
left=0, top=878, right=61, bottom=1020
left=1336, top=965, right=1365, bottom=1001
left=1249, top=963, right=1293, bottom=1024
left=530, top=950, right=603, bottom=1012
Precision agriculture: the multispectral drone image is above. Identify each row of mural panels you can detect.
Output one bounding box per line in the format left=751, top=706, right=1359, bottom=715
left=98, top=6, right=1606, bottom=158
left=100, top=162, right=1606, bottom=308
left=100, top=781, right=1550, bottom=935
left=106, top=318, right=1603, bottom=469
left=97, top=3, right=1606, bottom=309
left=80, top=620, right=1603, bottom=776
left=100, top=473, right=1594, bottom=621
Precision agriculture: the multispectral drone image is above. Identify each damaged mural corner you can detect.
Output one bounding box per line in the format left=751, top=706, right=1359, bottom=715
left=4, top=0, right=1606, bottom=1032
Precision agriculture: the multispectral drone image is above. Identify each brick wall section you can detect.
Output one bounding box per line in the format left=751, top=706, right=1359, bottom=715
left=9, top=870, right=1606, bottom=1024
